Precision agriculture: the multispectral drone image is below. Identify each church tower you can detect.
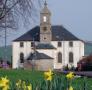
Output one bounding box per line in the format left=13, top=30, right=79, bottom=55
left=40, top=1, right=52, bottom=43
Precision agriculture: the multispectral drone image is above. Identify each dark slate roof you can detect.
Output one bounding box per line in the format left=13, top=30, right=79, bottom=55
left=14, top=25, right=80, bottom=41
left=36, top=43, right=56, bottom=49
left=27, top=51, right=53, bottom=60
left=14, top=26, right=40, bottom=41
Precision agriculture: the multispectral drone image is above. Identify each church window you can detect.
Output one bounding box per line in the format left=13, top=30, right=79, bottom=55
left=31, top=42, right=34, bottom=47
left=20, top=42, right=24, bottom=47
left=44, top=37, right=46, bottom=40
left=58, top=52, right=62, bottom=63
left=69, top=52, right=73, bottom=63
left=20, top=53, right=24, bottom=63
left=43, top=27, right=47, bottom=31
left=58, top=42, right=62, bottom=47
left=69, top=41, right=73, bottom=47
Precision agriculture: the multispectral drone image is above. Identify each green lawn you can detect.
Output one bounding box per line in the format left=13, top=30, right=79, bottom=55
left=0, top=69, right=43, bottom=84
left=0, top=69, right=92, bottom=90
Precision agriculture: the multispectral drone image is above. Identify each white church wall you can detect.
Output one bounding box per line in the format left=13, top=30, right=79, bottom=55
left=51, top=41, right=64, bottom=69
left=79, top=41, right=84, bottom=59
left=24, top=41, right=32, bottom=59
left=17, top=42, right=31, bottom=60
left=12, top=41, right=33, bottom=68
left=64, top=41, right=84, bottom=67
left=12, top=42, right=20, bottom=68
left=51, top=41, right=84, bottom=69
left=12, top=40, right=84, bottom=69
left=73, top=41, right=84, bottom=67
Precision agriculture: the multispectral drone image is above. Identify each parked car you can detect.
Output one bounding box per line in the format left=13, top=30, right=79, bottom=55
left=77, top=55, right=92, bottom=71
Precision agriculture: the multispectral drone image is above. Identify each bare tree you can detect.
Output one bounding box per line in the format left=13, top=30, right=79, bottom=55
left=0, top=0, right=43, bottom=30
left=0, top=0, right=43, bottom=60
left=0, top=0, right=43, bottom=44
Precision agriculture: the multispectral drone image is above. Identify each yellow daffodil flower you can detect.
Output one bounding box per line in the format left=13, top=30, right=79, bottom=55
left=44, top=69, right=53, bottom=81
left=66, top=72, right=74, bottom=79
left=16, top=79, right=22, bottom=88
left=27, top=84, right=32, bottom=90
left=2, top=85, right=9, bottom=90
left=69, top=86, right=74, bottom=90
left=0, top=77, right=9, bottom=90
left=22, top=81, right=27, bottom=90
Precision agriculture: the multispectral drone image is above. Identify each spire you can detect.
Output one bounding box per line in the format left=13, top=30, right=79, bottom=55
left=44, top=0, right=47, bottom=6
left=41, top=0, right=51, bottom=14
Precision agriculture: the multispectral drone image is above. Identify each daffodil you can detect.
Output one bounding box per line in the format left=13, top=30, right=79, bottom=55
left=44, top=69, right=53, bottom=81
left=0, top=77, right=9, bottom=90
left=22, top=81, right=27, bottom=90
left=66, top=72, right=74, bottom=79
left=16, top=79, right=22, bottom=89
left=27, top=84, right=32, bottom=90
left=2, top=85, right=9, bottom=90
left=69, top=86, right=73, bottom=90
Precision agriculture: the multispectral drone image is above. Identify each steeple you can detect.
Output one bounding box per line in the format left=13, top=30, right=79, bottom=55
left=40, top=0, right=52, bottom=43
left=40, top=0, right=51, bottom=14
left=44, top=0, right=47, bottom=6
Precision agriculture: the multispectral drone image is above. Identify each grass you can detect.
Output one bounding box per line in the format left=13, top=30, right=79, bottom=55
left=0, top=69, right=92, bottom=90
left=0, top=69, right=43, bottom=84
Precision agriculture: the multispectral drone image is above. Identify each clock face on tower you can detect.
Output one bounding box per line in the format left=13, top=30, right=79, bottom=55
left=43, top=16, right=47, bottom=22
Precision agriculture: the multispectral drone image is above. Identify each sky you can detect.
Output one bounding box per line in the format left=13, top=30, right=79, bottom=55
left=0, top=0, right=92, bottom=46
left=49, top=0, right=92, bottom=41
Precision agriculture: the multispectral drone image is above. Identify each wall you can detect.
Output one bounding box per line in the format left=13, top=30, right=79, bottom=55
left=51, top=41, right=84, bottom=68
left=34, top=59, right=53, bottom=71
left=12, top=41, right=33, bottom=68
left=12, top=40, right=84, bottom=69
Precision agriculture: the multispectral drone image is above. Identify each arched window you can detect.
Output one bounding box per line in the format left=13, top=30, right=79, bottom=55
left=20, top=53, right=24, bottom=63
left=58, top=52, right=62, bottom=63
left=69, top=52, right=73, bottom=63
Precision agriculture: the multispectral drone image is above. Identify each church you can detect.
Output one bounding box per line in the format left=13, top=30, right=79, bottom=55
left=12, top=1, right=84, bottom=70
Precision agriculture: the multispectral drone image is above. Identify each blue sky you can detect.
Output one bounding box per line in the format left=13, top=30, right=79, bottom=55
left=48, top=0, right=92, bottom=41
left=0, top=0, right=92, bottom=46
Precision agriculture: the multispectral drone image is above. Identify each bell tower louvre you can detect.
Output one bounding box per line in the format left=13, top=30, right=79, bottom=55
left=40, top=0, right=52, bottom=43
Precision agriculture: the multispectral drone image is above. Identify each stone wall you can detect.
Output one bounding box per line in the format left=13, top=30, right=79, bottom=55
left=34, top=59, right=53, bottom=71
